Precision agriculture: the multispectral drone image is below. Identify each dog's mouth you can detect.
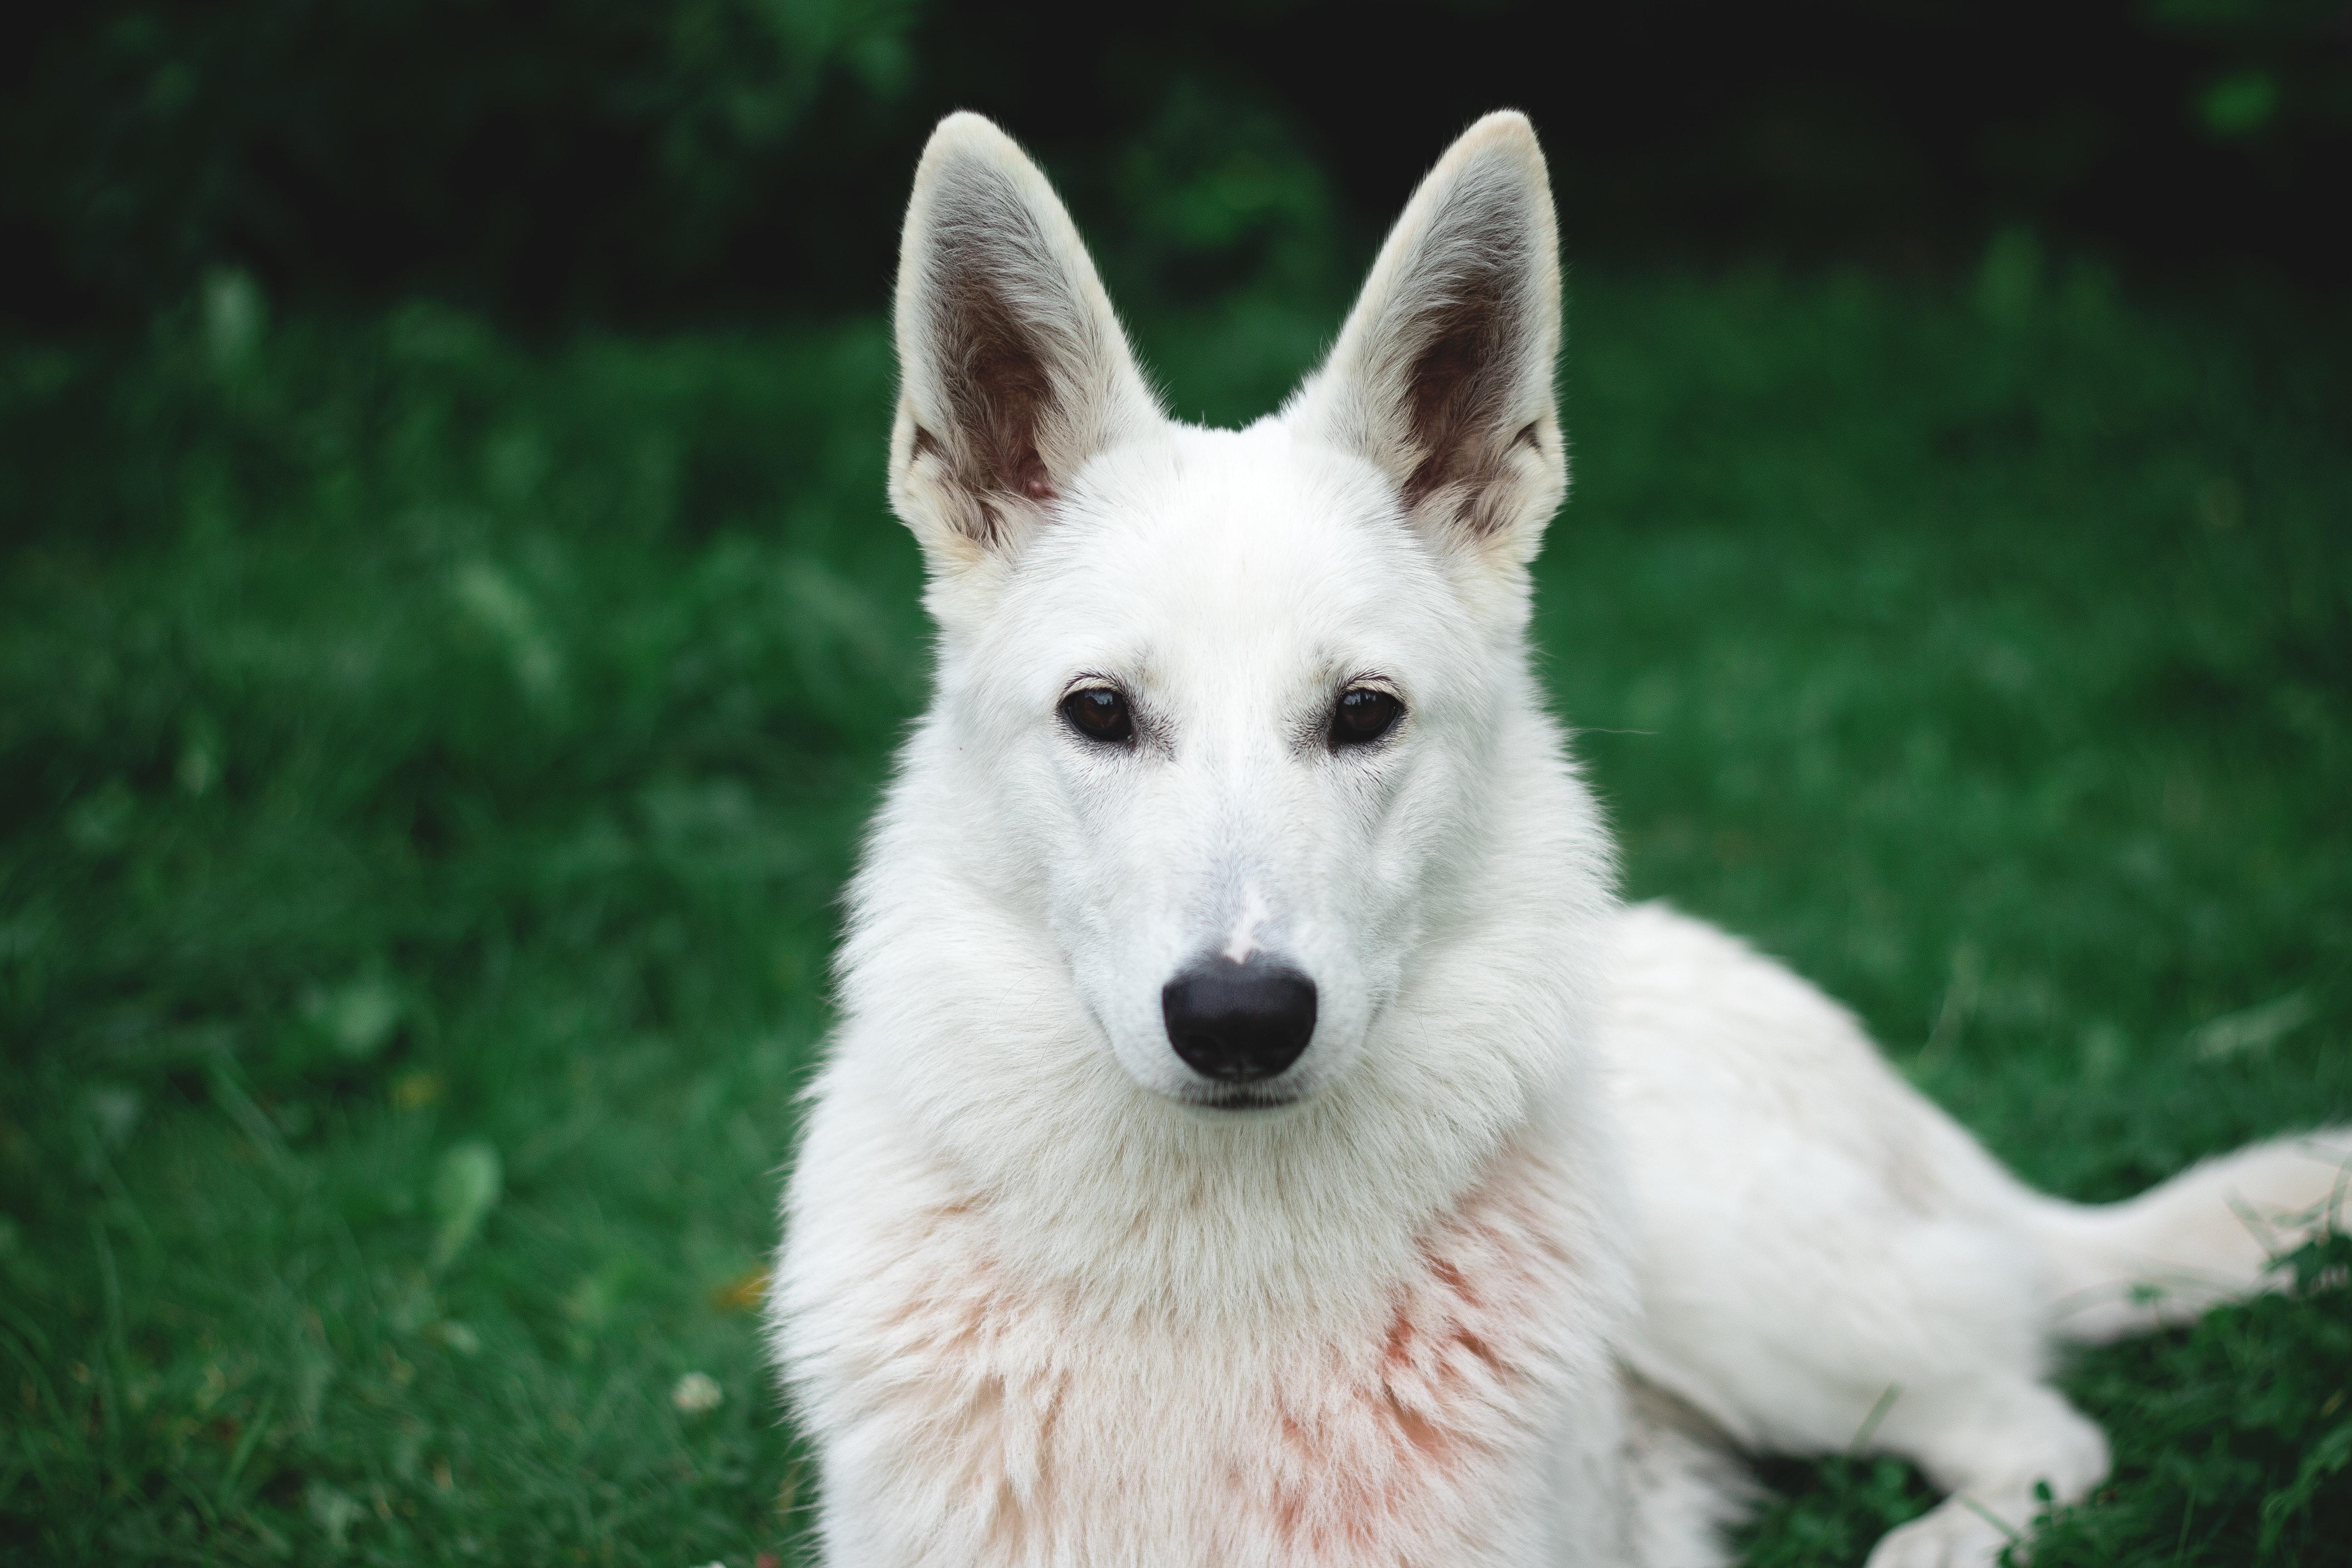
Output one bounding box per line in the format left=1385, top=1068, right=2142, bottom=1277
left=1179, top=1086, right=1302, bottom=1112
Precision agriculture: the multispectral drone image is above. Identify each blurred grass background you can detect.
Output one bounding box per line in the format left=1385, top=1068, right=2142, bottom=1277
left=3, top=1, right=2349, bottom=1563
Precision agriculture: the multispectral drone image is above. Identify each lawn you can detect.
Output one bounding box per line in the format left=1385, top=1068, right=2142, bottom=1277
left=2, top=255, right=2347, bottom=1563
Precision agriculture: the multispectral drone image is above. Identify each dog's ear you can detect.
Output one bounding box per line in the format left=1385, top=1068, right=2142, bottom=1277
left=888, top=113, right=1161, bottom=572
left=1287, top=112, right=1563, bottom=563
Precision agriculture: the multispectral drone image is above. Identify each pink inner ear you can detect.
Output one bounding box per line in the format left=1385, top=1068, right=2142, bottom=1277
left=1018, top=457, right=1056, bottom=502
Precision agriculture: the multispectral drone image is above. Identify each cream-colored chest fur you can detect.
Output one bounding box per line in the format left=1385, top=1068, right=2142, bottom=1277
left=785, top=1135, right=1622, bottom=1568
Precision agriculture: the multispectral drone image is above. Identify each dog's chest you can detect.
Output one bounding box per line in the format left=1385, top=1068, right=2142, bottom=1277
left=803, top=1146, right=1609, bottom=1567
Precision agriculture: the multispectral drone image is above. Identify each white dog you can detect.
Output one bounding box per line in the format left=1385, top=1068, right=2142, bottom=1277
left=769, top=109, right=2348, bottom=1568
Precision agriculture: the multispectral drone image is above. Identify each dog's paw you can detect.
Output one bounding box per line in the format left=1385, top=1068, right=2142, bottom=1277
left=1864, top=1496, right=2027, bottom=1568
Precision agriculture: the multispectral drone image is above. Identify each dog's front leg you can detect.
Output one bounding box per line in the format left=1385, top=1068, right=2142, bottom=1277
left=1861, top=1373, right=2109, bottom=1568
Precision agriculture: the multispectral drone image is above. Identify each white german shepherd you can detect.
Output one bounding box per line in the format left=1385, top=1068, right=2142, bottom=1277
left=770, top=110, right=2348, bottom=1567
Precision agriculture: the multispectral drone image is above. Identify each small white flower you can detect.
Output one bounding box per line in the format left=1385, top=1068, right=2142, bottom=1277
left=671, top=1371, right=724, bottom=1415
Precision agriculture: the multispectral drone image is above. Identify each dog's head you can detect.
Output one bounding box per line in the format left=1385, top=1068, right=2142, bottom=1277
left=886, top=112, right=1568, bottom=1112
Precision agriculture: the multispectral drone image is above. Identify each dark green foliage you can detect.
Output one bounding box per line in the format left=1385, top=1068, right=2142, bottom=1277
left=2034, top=1231, right=2352, bottom=1565
left=4, top=0, right=929, bottom=321
left=2, top=257, right=2348, bottom=1561
left=0, top=296, right=919, bottom=1563
left=1738, top=1454, right=1940, bottom=1568
left=10, top=1, right=2352, bottom=328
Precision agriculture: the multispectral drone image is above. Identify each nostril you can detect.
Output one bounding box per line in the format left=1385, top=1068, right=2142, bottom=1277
left=1161, top=959, right=1318, bottom=1084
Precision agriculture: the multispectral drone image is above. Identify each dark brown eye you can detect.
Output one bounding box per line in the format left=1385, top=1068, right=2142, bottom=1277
left=1061, top=686, right=1133, bottom=745
left=1330, top=686, right=1403, bottom=748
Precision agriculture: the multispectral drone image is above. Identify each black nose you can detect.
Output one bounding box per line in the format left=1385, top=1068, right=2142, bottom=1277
left=1161, top=958, right=1318, bottom=1083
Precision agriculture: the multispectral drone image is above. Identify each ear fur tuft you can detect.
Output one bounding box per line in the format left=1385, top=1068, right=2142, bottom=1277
left=1285, top=111, right=1565, bottom=561
left=890, top=113, right=1161, bottom=568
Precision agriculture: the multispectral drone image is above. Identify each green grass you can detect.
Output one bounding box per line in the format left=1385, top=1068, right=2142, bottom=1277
left=2, top=260, right=2347, bottom=1563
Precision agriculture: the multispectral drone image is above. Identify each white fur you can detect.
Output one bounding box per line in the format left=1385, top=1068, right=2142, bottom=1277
left=771, top=110, right=2352, bottom=1567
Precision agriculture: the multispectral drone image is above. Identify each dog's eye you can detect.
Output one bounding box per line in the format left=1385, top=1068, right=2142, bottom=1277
left=1329, top=687, right=1403, bottom=748
left=1061, top=686, right=1134, bottom=745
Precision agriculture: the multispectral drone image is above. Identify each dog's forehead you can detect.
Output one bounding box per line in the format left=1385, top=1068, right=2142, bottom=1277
left=1004, top=424, right=1455, bottom=681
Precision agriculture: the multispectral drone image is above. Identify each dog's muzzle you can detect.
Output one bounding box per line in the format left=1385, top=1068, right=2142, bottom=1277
left=1161, top=956, right=1317, bottom=1086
